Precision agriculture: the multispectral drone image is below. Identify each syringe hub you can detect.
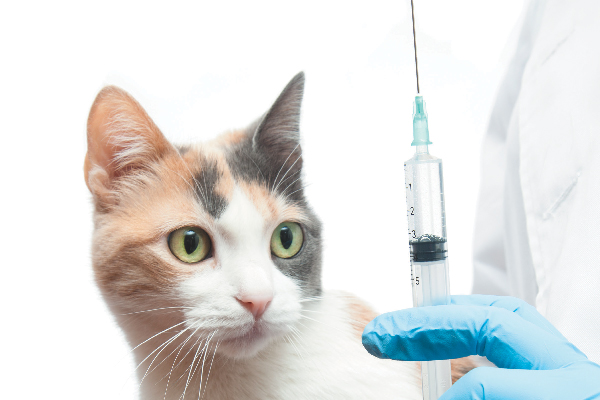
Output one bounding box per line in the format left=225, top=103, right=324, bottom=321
left=411, top=95, right=432, bottom=146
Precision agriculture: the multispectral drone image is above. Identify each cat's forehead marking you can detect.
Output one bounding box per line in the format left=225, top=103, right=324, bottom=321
left=182, top=145, right=234, bottom=219
left=205, top=148, right=235, bottom=203
left=176, top=141, right=307, bottom=228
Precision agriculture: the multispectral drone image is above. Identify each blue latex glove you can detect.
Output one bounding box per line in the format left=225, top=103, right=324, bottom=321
left=362, top=295, right=600, bottom=399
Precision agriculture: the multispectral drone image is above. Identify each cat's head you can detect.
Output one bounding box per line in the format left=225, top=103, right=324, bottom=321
left=84, top=73, right=322, bottom=358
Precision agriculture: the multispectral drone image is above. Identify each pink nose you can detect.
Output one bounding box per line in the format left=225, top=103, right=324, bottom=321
left=236, top=295, right=272, bottom=319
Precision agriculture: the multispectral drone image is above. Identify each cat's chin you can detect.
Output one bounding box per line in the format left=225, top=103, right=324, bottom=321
left=216, top=324, right=281, bottom=359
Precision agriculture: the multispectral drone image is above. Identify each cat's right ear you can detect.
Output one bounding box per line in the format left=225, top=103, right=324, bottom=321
left=84, top=86, right=174, bottom=206
left=251, top=73, right=305, bottom=189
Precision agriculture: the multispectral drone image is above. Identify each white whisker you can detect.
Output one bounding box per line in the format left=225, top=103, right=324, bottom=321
left=279, top=175, right=302, bottom=197
left=140, top=321, right=200, bottom=385
left=273, top=151, right=302, bottom=193
left=179, top=331, right=208, bottom=400
left=192, top=332, right=214, bottom=382
left=162, top=327, right=202, bottom=400
left=247, top=155, right=266, bottom=181
left=174, top=337, right=208, bottom=383
left=289, top=325, right=304, bottom=346
left=200, top=340, right=219, bottom=400
left=299, top=314, right=347, bottom=335
left=162, top=164, right=201, bottom=197
left=298, top=296, right=324, bottom=303
left=277, top=168, right=301, bottom=188
left=132, top=322, right=196, bottom=381
left=197, top=330, right=217, bottom=398
left=271, top=143, right=300, bottom=192
left=282, top=183, right=310, bottom=202
left=154, top=324, right=204, bottom=382
left=284, top=333, right=304, bottom=361
left=122, top=306, right=192, bottom=316
left=131, top=320, right=187, bottom=353
left=134, top=331, right=181, bottom=374
left=165, top=334, right=207, bottom=378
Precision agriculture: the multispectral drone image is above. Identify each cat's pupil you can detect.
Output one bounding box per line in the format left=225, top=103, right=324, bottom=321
left=280, top=226, right=293, bottom=250
left=183, top=230, right=200, bottom=254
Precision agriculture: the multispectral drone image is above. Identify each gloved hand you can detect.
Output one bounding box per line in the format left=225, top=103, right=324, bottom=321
left=362, top=295, right=600, bottom=399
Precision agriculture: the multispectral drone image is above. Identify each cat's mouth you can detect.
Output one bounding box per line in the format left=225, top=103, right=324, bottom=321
left=222, top=319, right=271, bottom=343
left=214, top=320, right=284, bottom=358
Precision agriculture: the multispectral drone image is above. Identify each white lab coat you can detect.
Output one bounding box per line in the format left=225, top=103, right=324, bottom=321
left=472, top=0, right=600, bottom=364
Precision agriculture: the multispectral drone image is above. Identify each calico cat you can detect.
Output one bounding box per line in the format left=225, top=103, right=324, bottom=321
left=84, top=73, right=471, bottom=399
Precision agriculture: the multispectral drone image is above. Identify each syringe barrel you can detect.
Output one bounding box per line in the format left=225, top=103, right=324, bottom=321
left=404, top=146, right=452, bottom=400
left=411, top=259, right=451, bottom=399
left=404, top=146, right=447, bottom=244
left=404, top=146, right=450, bottom=302
left=411, top=259, right=450, bottom=307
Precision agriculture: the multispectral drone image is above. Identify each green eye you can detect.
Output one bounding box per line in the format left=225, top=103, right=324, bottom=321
left=271, top=222, right=303, bottom=259
left=168, top=227, right=211, bottom=263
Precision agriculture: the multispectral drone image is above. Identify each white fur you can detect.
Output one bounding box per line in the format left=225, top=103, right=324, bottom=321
left=202, top=292, right=422, bottom=400
left=115, top=186, right=421, bottom=399
left=130, top=292, right=421, bottom=400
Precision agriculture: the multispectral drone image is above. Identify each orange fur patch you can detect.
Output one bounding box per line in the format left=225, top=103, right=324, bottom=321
left=451, top=357, right=478, bottom=384
left=342, top=292, right=378, bottom=337
left=211, top=129, right=247, bottom=146
left=91, top=151, right=219, bottom=301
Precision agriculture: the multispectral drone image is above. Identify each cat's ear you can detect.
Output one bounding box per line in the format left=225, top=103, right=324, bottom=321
left=84, top=86, right=174, bottom=203
left=252, top=72, right=304, bottom=184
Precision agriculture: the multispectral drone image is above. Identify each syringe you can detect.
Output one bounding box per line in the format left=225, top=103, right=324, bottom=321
left=404, top=95, right=452, bottom=399
left=405, top=3, right=452, bottom=398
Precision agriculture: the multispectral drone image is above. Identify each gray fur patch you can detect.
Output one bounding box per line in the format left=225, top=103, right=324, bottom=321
left=271, top=207, right=322, bottom=296
left=225, top=134, right=306, bottom=204
left=192, top=156, right=228, bottom=219
left=176, top=144, right=191, bottom=156
left=225, top=72, right=306, bottom=203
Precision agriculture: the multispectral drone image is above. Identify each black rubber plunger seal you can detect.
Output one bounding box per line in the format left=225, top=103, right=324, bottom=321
left=410, top=238, right=447, bottom=261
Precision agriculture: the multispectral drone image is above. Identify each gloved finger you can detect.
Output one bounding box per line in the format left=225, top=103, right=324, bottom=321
left=439, top=363, right=600, bottom=400
left=450, top=295, right=565, bottom=339
left=362, top=305, right=587, bottom=369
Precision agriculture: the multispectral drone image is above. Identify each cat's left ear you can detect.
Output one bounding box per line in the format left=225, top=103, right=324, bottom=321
left=252, top=72, right=305, bottom=185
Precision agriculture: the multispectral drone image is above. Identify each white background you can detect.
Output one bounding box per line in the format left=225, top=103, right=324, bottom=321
left=1, top=1, right=524, bottom=398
